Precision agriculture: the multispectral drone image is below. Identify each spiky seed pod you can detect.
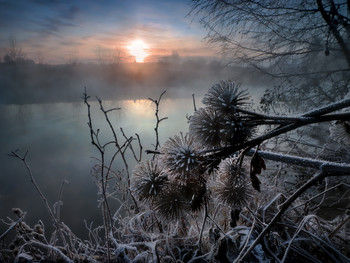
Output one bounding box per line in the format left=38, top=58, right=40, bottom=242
left=219, top=116, right=252, bottom=146
left=217, top=157, right=245, bottom=182
left=215, top=176, right=252, bottom=207
left=189, top=107, right=222, bottom=148
left=153, top=185, right=190, bottom=220
left=329, top=120, right=350, bottom=147
left=214, top=157, right=252, bottom=207
left=161, top=133, right=202, bottom=180
left=202, top=80, right=249, bottom=115
left=131, top=160, right=168, bottom=202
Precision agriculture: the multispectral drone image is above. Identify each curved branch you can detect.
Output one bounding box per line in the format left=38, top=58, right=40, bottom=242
left=316, top=0, right=350, bottom=67
left=237, top=169, right=333, bottom=262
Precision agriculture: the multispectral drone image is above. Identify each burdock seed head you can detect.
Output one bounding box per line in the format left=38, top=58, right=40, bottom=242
left=131, top=160, right=168, bottom=202
left=161, top=133, right=202, bottom=180
left=189, top=107, right=222, bottom=148
left=153, top=184, right=190, bottom=220
left=214, top=157, right=252, bottom=207
left=215, top=176, right=252, bottom=207
left=219, top=116, right=253, bottom=146
left=202, top=80, right=249, bottom=115
left=217, top=157, right=244, bottom=181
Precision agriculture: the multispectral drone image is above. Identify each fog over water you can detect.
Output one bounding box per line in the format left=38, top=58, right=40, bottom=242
left=0, top=61, right=268, bottom=237
left=0, top=60, right=270, bottom=104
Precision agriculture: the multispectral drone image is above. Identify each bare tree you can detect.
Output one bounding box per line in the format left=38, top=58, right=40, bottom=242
left=95, top=47, right=124, bottom=65
left=3, top=36, right=26, bottom=64
left=190, top=0, right=350, bottom=77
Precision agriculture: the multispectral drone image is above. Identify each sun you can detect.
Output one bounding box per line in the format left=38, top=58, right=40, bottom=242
left=127, top=39, right=150, bottom=63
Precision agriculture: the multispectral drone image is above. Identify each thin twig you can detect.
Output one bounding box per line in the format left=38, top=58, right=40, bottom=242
left=0, top=216, right=23, bottom=241
left=135, top=133, right=143, bottom=162
left=192, top=93, right=197, bottom=111
left=329, top=216, right=350, bottom=238
left=149, top=90, right=167, bottom=152
left=197, top=199, right=208, bottom=252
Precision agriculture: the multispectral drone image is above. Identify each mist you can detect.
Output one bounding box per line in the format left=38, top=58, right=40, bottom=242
left=0, top=58, right=271, bottom=105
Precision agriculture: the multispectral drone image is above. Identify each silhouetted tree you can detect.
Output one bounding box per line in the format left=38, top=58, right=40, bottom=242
left=191, top=0, right=350, bottom=77
left=3, top=37, right=27, bottom=64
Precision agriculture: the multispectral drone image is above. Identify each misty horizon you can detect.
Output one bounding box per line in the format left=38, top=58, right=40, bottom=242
left=0, top=59, right=271, bottom=105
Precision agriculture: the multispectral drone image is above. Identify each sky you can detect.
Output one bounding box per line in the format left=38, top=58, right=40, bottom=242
left=0, top=0, right=217, bottom=64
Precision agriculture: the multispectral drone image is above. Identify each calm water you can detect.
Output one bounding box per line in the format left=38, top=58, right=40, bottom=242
left=0, top=98, right=197, bottom=236
left=0, top=86, right=265, bottom=237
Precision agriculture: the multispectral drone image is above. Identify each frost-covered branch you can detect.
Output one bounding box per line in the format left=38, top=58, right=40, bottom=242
left=246, top=149, right=350, bottom=174
left=203, top=96, right=350, bottom=159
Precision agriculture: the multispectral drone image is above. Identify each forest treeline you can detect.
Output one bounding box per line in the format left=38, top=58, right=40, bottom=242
left=0, top=60, right=269, bottom=104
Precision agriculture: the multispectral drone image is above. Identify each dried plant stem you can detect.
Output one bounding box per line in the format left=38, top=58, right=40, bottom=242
left=120, top=127, right=141, bottom=163
left=233, top=218, right=257, bottom=263
left=9, top=151, right=70, bottom=256
left=198, top=200, right=208, bottom=252
left=0, top=216, right=23, bottom=241
left=96, top=97, right=138, bottom=211
left=289, top=182, right=348, bottom=212
left=329, top=215, right=350, bottom=238
left=149, top=90, right=168, bottom=152
left=83, top=90, right=112, bottom=262
left=192, top=93, right=197, bottom=111
left=281, top=215, right=320, bottom=263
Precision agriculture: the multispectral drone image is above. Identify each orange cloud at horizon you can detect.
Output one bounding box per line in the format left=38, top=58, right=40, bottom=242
left=17, top=24, right=218, bottom=65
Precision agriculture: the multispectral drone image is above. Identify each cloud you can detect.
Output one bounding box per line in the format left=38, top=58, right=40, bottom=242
left=38, top=17, right=76, bottom=36
left=61, top=5, right=80, bottom=20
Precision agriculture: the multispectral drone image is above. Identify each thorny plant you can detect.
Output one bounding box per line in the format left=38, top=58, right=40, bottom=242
left=1, top=80, right=350, bottom=262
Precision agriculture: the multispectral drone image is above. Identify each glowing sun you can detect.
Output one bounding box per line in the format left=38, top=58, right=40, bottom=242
left=127, top=39, right=150, bottom=63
